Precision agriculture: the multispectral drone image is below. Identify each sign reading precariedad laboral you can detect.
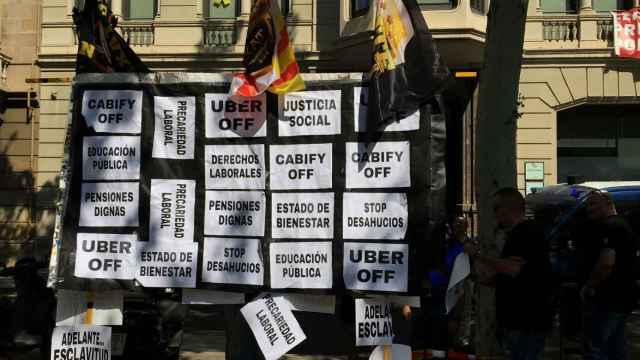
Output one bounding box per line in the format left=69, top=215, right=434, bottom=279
left=355, top=298, right=393, bottom=346
left=153, top=97, right=196, bottom=159
left=149, top=179, right=196, bottom=242
left=51, top=325, right=111, bottom=360
left=241, top=295, right=307, bottom=360
left=58, top=74, right=438, bottom=296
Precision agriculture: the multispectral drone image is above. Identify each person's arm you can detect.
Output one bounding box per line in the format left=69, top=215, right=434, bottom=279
left=464, top=241, right=525, bottom=278
left=583, top=248, right=615, bottom=295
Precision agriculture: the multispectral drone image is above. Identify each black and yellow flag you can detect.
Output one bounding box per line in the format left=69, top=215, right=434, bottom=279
left=367, top=0, right=452, bottom=132
left=73, top=0, right=150, bottom=74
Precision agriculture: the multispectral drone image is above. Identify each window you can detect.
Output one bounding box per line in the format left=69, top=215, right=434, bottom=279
left=280, top=0, right=290, bottom=16
left=470, top=0, right=485, bottom=12
left=351, top=0, right=369, bottom=17
left=124, top=0, right=156, bottom=20
left=594, top=0, right=623, bottom=11
left=540, top=0, right=578, bottom=13
left=209, top=0, right=237, bottom=18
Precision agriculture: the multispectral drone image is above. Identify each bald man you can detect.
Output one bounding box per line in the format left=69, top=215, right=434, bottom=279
left=580, top=191, right=637, bottom=360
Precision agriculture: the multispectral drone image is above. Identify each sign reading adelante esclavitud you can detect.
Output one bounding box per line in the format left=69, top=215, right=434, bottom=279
left=54, top=73, right=436, bottom=295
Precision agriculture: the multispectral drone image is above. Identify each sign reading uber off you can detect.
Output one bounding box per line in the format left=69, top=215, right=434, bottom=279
left=64, top=76, right=433, bottom=297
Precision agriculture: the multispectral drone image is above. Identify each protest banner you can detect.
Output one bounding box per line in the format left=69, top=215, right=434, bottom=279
left=51, top=325, right=111, bottom=360
left=241, top=294, right=306, bottom=360
left=613, top=9, right=640, bottom=59
left=53, top=73, right=437, bottom=297
left=355, top=298, right=394, bottom=346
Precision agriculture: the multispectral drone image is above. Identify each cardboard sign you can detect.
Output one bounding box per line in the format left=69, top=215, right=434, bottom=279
left=136, top=241, right=198, bottom=288
left=205, top=93, right=267, bottom=138
left=83, top=136, right=141, bottom=180
left=353, top=87, right=419, bottom=133
left=271, top=192, right=334, bottom=239
left=152, top=97, right=196, bottom=159
left=202, top=237, right=264, bottom=286
left=345, top=142, right=410, bottom=189
left=241, top=295, right=306, bottom=360
left=149, top=179, right=196, bottom=242
left=79, top=182, right=139, bottom=228
left=51, top=325, right=111, bottom=360
left=204, top=191, right=266, bottom=237
left=269, top=143, right=332, bottom=190
left=343, top=193, right=408, bottom=240
left=205, top=144, right=266, bottom=189
left=82, top=90, right=142, bottom=134
left=74, top=233, right=137, bottom=280
left=270, top=242, right=333, bottom=289
left=355, top=298, right=393, bottom=346
left=343, top=242, right=408, bottom=292
left=279, top=90, right=341, bottom=136
left=55, top=290, right=123, bottom=326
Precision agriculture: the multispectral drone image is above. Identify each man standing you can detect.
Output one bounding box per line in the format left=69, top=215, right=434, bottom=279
left=465, top=188, right=553, bottom=360
left=579, top=191, right=638, bottom=360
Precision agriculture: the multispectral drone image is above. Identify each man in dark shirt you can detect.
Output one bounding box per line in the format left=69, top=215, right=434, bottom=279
left=465, top=188, right=553, bottom=360
left=580, top=191, right=637, bottom=360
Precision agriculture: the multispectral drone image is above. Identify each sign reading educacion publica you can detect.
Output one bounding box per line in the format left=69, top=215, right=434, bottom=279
left=60, top=73, right=436, bottom=297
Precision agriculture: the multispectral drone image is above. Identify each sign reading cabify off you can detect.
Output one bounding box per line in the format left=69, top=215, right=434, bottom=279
left=53, top=73, right=444, bottom=295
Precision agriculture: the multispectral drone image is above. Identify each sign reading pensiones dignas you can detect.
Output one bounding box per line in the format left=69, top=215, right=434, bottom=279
left=57, top=73, right=434, bottom=296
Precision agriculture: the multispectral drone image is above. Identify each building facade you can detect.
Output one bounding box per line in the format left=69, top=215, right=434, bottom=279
left=0, top=0, right=637, bottom=262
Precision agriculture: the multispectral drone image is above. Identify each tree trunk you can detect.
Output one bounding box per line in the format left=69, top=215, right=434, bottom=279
left=475, top=0, right=529, bottom=357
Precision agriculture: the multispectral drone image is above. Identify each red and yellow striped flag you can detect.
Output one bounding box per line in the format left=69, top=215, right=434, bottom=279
left=230, top=0, right=305, bottom=97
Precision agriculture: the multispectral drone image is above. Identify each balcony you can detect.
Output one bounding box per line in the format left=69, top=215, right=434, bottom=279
left=203, top=22, right=237, bottom=47
left=119, top=23, right=155, bottom=46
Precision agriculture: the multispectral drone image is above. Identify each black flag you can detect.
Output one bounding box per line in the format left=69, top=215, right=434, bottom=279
left=73, top=0, right=150, bottom=74
left=367, top=0, right=453, bottom=132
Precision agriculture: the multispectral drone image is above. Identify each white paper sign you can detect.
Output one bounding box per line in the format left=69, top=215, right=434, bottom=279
left=83, top=136, right=141, bottom=180
left=55, top=290, right=123, bottom=326
left=343, top=242, right=408, bottom=292
left=269, top=143, right=332, bottom=190
left=149, top=179, right=196, bottom=242
left=279, top=90, right=341, bottom=136
left=152, top=97, right=195, bottom=159
left=355, top=298, right=394, bottom=346
left=345, top=142, right=410, bottom=189
left=182, top=289, right=245, bottom=305
left=82, top=90, right=142, bottom=134
left=343, top=193, right=408, bottom=240
left=205, top=93, right=266, bottom=138
left=74, top=233, right=137, bottom=280
left=241, top=295, right=306, bottom=360
left=353, top=87, right=420, bottom=132
left=369, top=344, right=412, bottom=360
left=205, top=191, right=265, bottom=237
left=202, top=237, right=264, bottom=286
left=51, top=325, right=111, bottom=360
left=136, top=241, right=198, bottom=288
left=205, top=144, right=266, bottom=189
left=271, top=192, right=334, bottom=239
left=270, top=242, right=333, bottom=289
left=79, top=182, right=139, bottom=228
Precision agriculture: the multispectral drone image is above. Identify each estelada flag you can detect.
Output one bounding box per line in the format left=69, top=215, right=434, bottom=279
left=73, top=0, right=151, bottom=74
left=613, top=8, right=640, bottom=59
left=367, top=0, right=453, bottom=132
left=230, top=0, right=305, bottom=97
